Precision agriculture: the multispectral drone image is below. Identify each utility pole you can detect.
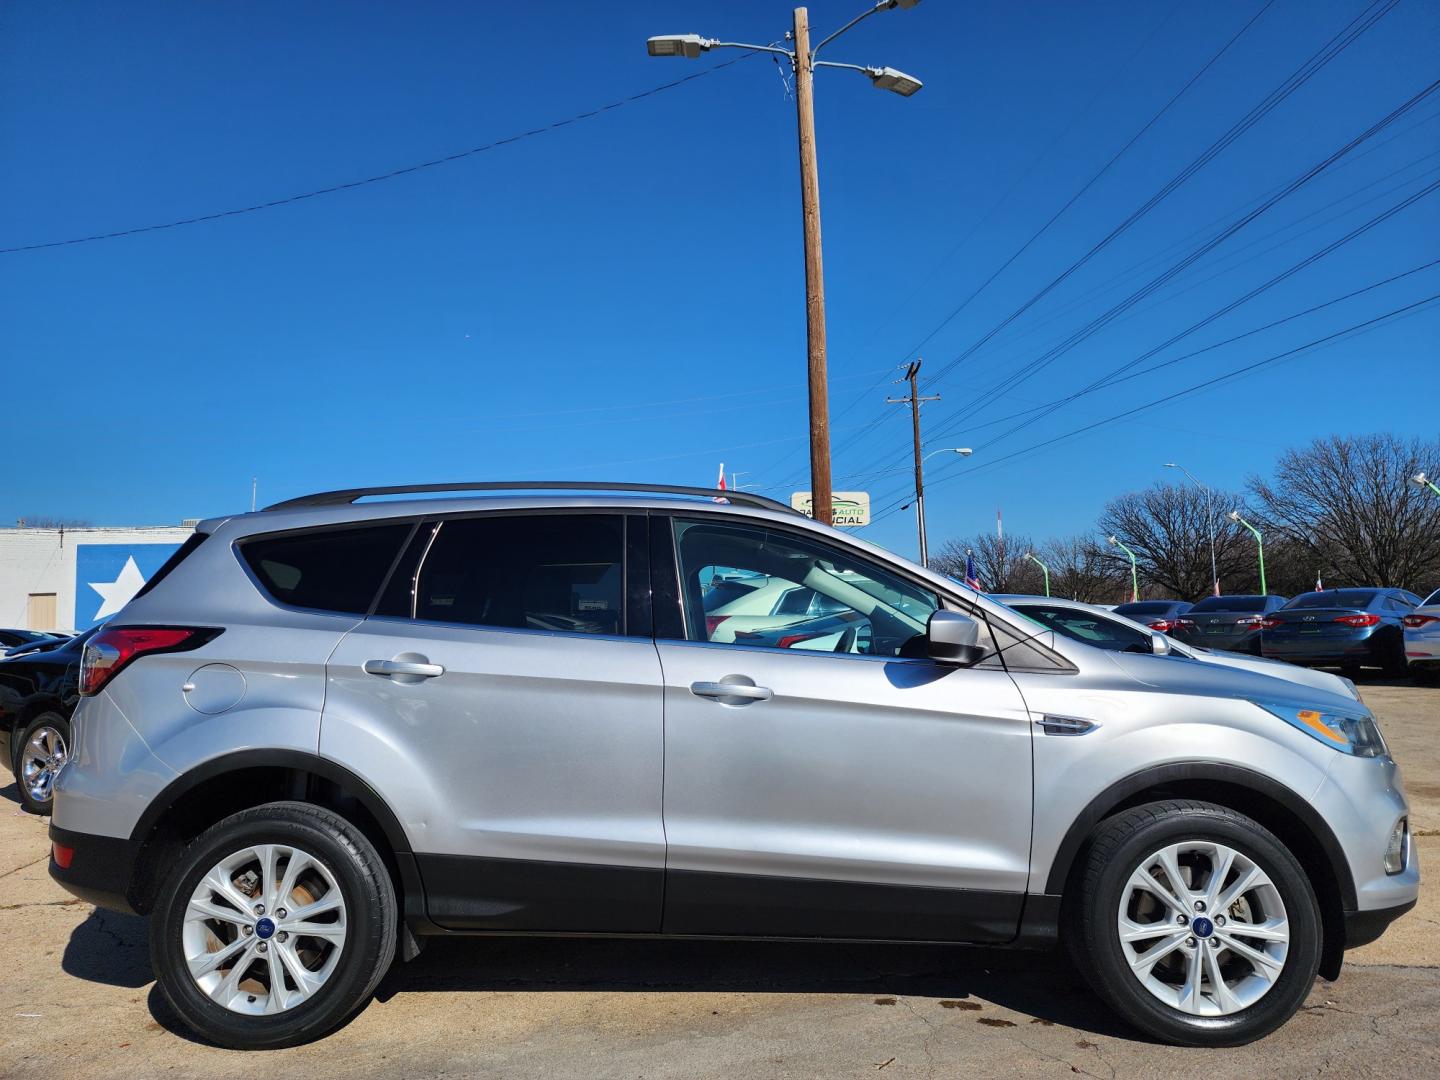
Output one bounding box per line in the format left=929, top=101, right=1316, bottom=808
left=887, top=360, right=941, bottom=566
left=793, top=7, right=832, bottom=524
left=647, top=4, right=924, bottom=527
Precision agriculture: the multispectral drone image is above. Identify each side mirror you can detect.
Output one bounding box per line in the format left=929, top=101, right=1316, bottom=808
left=1151, top=631, right=1171, bottom=656
left=926, top=610, right=987, bottom=666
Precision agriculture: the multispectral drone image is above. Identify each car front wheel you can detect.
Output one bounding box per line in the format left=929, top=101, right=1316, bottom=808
left=150, top=801, right=397, bottom=1049
left=1068, top=799, right=1321, bottom=1046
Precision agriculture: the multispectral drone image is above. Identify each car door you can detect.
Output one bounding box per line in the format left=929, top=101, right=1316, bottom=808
left=321, top=511, right=665, bottom=933
left=652, top=514, right=1035, bottom=942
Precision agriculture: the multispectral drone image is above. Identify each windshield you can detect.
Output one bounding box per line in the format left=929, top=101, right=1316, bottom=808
left=1190, top=596, right=1267, bottom=613
left=1010, top=603, right=1154, bottom=653
left=1285, top=590, right=1377, bottom=609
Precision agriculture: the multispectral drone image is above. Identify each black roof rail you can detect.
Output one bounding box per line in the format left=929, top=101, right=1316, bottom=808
left=264, top=481, right=802, bottom=516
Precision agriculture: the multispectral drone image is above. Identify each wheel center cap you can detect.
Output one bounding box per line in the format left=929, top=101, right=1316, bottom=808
left=254, top=917, right=276, bottom=940
left=1192, top=916, right=1214, bottom=938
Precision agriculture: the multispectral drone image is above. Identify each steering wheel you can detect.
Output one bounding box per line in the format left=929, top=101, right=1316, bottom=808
left=834, top=626, right=857, bottom=653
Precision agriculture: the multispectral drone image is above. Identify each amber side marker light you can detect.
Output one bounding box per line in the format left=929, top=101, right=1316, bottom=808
left=1296, top=709, right=1348, bottom=744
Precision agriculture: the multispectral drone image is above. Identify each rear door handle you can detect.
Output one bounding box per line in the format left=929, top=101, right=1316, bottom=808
left=363, top=659, right=445, bottom=679
left=690, top=679, right=773, bottom=704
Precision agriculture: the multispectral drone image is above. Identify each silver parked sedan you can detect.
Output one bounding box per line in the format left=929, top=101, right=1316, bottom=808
left=1404, top=587, right=1440, bottom=684
left=47, top=482, right=1416, bottom=1049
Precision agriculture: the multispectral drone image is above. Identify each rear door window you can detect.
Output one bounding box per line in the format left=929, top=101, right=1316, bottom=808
left=240, top=523, right=413, bottom=614
left=395, top=514, right=626, bottom=636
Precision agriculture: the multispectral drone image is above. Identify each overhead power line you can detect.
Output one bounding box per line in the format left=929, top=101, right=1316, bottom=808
left=1, top=54, right=755, bottom=255
left=917, top=0, right=1401, bottom=394
left=923, top=76, right=1440, bottom=444
left=868, top=290, right=1440, bottom=523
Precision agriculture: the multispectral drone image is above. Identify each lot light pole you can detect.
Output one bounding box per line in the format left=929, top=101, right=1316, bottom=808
left=1024, top=552, right=1051, bottom=597
left=1413, top=471, right=1440, bottom=498
left=1228, top=510, right=1267, bottom=596
left=1107, top=536, right=1140, bottom=603
left=1164, top=462, right=1219, bottom=596
left=648, top=2, right=924, bottom=524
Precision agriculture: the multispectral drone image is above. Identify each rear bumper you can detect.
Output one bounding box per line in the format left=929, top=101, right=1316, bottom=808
left=1262, top=637, right=1385, bottom=666
left=48, top=823, right=142, bottom=914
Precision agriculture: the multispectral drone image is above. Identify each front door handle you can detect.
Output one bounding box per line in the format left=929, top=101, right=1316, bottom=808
left=690, top=677, right=773, bottom=705
left=363, top=659, right=445, bottom=679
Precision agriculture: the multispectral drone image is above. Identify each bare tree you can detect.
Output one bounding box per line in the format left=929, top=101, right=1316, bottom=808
left=933, top=533, right=1042, bottom=593
left=1038, top=534, right=1126, bottom=603
left=1248, top=434, right=1440, bottom=589
left=1098, top=483, right=1253, bottom=600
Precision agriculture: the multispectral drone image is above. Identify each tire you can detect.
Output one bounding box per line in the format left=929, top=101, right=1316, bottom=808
left=150, top=801, right=397, bottom=1049
left=16, top=712, right=70, bottom=816
left=1067, top=800, right=1321, bottom=1047
left=1413, top=665, right=1440, bottom=687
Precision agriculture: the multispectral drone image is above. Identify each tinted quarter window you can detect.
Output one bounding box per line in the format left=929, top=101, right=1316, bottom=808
left=241, top=523, right=412, bottom=614
left=410, top=514, right=625, bottom=635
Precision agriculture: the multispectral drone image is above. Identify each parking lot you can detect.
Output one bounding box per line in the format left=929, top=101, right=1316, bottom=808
left=1, top=679, right=1435, bottom=1079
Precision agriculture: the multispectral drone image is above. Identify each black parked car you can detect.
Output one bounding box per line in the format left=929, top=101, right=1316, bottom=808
left=0, top=626, right=100, bottom=815
left=0, top=628, right=62, bottom=654
left=1111, top=599, right=1193, bottom=634
left=1261, top=588, right=1421, bottom=675
left=1172, top=594, right=1288, bottom=654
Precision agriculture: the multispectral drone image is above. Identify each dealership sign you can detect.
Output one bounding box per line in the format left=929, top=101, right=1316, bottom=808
left=789, top=491, right=871, bottom=527
left=74, top=543, right=182, bottom=630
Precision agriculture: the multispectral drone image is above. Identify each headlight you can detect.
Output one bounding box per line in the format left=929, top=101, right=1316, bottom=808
left=1256, top=701, right=1387, bottom=757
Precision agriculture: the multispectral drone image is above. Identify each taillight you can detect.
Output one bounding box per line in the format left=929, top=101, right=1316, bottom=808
left=1334, top=614, right=1381, bottom=629
left=704, top=615, right=731, bottom=637
left=775, top=631, right=822, bottom=649
left=79, top=626, right=220, bottom=696
left=1404, top=614, right=1439, bottom=629
left=1175, top=617, right=1196, bottom=628
left=1149, top=620, right=1172, bottom=632
left=1234, top=615, right=1265, bottom=628
left=1261, top=618, right=1283, bottom=629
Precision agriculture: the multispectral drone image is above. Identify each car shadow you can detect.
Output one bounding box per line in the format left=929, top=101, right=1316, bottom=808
left=62, top=914, right=1138, bottom=1043
left=1, top=780, right=20, bottom=806
left=373, top=935, right=1138, bottom=1039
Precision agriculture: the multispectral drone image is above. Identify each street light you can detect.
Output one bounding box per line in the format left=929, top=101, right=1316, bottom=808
left=647, top=2, right=924, bottom=524
left=1228, top=510, right=1267, bottom=596
left=1107, top=536, right=1140, bottom=603
left=1164, top=462, right=1219, bottom=597
left=1024, top=552, right=1051, bottom=597
left=924, top=447, right=972, bottom=463
left=911, top=446, right=970, bottom=568
left=1412, top=471, right=1440, bottom=497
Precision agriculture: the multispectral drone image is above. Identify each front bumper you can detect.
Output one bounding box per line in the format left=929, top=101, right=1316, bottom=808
left=48, top=823, right=142, bottom=914
left=1344, top=898, right=1417, bottom=949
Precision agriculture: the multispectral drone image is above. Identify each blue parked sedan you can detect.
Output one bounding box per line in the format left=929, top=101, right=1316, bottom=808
left=1260, top=587, right=1423, bottom=675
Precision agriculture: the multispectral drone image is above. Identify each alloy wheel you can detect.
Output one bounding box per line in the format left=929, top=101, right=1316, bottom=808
left=20, top=725, right=67, bottom=805
left=1117, top=840, right=1289, bottom=1016
left=183, top=844, right=348, bottom=1015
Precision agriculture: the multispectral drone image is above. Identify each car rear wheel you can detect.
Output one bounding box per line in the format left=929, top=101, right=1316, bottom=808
left=1068, top=800, right=1320, bottom=1046
left=150, top=801, right=397, bottom=1049
left=16, top=712, right=70, bottom=816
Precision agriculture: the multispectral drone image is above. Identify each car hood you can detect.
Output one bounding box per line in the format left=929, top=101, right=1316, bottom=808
left=1182, top=646, right=1360, bottom=700
left=1102, top=648, right=1366, bottom=715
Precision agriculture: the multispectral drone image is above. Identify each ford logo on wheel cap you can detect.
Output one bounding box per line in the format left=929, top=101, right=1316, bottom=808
left=1192, top=916, right=1214, bottom=938
left=254, top=917, right=276, bottom=940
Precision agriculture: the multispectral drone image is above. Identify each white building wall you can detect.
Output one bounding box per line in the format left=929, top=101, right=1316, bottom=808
left=0, top=526, right=195, bottom=633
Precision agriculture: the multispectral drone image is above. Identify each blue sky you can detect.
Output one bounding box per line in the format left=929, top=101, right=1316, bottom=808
left=3, top=0, right=1437, bottom=559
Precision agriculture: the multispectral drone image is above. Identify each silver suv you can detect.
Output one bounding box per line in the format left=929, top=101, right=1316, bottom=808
left=49, top=483, right=1417, bottom=1049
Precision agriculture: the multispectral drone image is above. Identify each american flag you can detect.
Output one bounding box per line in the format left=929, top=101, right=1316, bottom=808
left=964, top=550, right=981, bottom=591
